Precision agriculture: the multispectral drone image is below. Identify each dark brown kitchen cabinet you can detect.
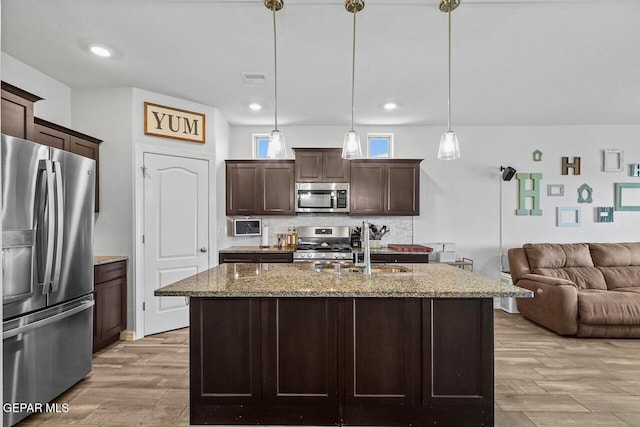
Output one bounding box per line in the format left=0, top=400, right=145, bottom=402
left=226, top=160, right=295, bottom=216
left=219, top=252, right=293, bottom=264
left=350, top=159, right=421, bottom=216
left=371, top=253, right=430, bottom=263
left=1, top=81, right=42, bottom=141
left=93, top=260, right=127, bottom=353
left=190, top=297, right=494, bottom=426
left=34, top=118, right=102, bottom=212
left=293, top=148, right=349, bottom=182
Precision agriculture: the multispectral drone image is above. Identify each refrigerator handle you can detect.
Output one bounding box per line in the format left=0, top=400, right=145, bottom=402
left=51, top=161, right=64, bottom=293
left=36, top=160, right=56, bottom=294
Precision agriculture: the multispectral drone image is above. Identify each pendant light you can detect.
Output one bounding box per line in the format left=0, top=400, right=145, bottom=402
left=265, top=0, right=288, bottom=159
left=342, top=0, right=365, bottom=159
left=437, top=0, right=461, bottom=160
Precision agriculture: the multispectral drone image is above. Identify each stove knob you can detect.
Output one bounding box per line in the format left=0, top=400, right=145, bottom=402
left=321, top=253, right=326, bottom=259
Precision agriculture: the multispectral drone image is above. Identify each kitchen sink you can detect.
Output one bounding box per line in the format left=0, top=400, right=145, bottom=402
left=345, top=266, right=411, bottom=274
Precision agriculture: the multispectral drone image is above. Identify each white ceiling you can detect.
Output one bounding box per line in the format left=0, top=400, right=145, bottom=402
left=2, top=0, right=639, bottom=127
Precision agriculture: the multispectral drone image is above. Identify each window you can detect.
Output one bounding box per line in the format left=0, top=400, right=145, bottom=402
left=253, top=134, right=270, bottom=159
left=367, top=134, right=394, bottom=158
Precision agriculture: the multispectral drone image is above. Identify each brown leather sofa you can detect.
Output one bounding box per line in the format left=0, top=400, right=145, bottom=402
left=508, top=242, right=640, bottom=337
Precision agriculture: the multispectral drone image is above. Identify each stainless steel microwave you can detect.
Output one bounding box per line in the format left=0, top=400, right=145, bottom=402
left=295, top=183, right=350, bottom=213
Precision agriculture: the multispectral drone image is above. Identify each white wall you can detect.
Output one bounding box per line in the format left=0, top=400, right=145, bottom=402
left=72, top=87, right=135, bottom=326
left=230, top=125, right=640, bottom=279
left=72, top=87, right=229, bottom=337
left=1, top=52, right=72, bottom=127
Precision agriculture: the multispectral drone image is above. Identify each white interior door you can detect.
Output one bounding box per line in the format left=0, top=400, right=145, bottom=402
left=143, top=153, right=209, bottom=335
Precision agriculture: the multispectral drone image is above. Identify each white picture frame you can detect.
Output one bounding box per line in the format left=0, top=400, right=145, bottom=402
left=603, top=149, right=624, bottom=172
left=557, top=207, right=582, bottom=227
left=547, top=184, right=564, bottom=197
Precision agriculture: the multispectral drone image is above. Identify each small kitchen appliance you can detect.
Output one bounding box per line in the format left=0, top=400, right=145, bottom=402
left=293, top=226, right=353, bottom=262
left=295, top=183, right=349, bottom=213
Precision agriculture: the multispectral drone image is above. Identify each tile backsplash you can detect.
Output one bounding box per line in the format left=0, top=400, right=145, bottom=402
left=228, top=216, right=414, bottom=247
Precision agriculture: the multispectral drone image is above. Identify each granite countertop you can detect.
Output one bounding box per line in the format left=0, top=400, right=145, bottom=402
left=94, top=255, right=128, bottom=265
left=219, top=246, right=295, bottom=253
left=155, top=263, right=532, bottom=299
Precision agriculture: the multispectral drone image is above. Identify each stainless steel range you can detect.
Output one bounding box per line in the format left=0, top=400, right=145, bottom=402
left=293, top=226, right=354, bottom=262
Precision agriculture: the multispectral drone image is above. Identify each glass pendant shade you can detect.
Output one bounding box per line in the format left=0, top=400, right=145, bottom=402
left=342, top=130, right=363, bottom=159
left=437, top=130, right=461, bottom=160
left=267, top=129, right=288, bottom=158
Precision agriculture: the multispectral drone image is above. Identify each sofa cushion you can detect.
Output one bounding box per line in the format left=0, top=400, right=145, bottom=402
left=578, top=290, right=640, bottom=325
left=590, top=243, right=640, bottom=290
left=525, top=243, right=594, bottom=268
left=524, top=243, right=607, bottom=290
left=590, top=243, right=640, bottom=267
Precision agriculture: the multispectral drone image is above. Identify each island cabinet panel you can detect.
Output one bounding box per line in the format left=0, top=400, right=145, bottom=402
left=422, top=299, right=494, bottom=426
left=261, top=298, right=339, bottom=424
left=190, top=297, right=494, bottom=426
left=293, top=148, right=349, bottom=183
left=226, top=160, right=295, bottom=216
left=190, top=298, right=262, bottom=423
left=342, top=298, right=422, bottom=425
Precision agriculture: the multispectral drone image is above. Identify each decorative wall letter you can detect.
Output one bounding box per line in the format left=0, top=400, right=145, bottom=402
left=596, top=207, right=614, bottom=223
left=533, top=150, right=543, bottom=162
left=562, top=157, right=581, bottom=175
left=516, top=173, right=543, bottom=216
left=557, top=207, right=582, bottom=227
left=630, top=164, right=640, bottom=177
left=577, top=183, right=593, bottom=203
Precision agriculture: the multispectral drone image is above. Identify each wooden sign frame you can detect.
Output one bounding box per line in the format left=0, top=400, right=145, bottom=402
left=144, top=102, right=206, bottom=143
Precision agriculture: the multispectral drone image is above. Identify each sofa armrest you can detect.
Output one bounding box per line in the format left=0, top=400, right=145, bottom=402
left=521, top=273, right=577, bottom=287
left=515, top=278, right=579, bottom=335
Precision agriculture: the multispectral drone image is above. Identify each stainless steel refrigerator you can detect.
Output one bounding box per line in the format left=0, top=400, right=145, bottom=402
left=2, top=134, right=95, bottom=426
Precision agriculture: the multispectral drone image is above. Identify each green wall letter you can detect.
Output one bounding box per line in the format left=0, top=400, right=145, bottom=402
left=516, top=173, right=543, bottom=216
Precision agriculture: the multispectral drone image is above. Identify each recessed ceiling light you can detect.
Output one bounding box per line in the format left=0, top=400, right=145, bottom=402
left=383, top=102, right=397, bottom=111
left=249, top=103, right=262, bottom=111
left=89, top=45, right=112, bottom=58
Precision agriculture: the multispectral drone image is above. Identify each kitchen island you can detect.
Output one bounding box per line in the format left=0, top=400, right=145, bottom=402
left=155, top=262, right=531, bottom=426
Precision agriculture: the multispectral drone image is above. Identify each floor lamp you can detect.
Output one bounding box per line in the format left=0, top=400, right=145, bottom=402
left=499, top=166, right=516, bottom=271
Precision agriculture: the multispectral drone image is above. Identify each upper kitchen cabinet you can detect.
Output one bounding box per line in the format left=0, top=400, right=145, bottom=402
left=1, top=81, right=42, bottom=141
left=293, top=148, right=349, bottom=183
left=34, top=118, right=102, bottom=212
left=226, top=160, right=295, bottom=216
left=350, top=159, right=421, bottom=216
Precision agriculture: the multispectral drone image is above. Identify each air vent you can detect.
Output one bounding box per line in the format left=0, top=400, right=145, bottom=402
left=242, top=72, right=267, bottom=85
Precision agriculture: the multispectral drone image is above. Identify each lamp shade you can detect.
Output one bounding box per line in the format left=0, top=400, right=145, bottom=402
left=437, top=130, right=460, bottom=160
left=267, top=129, right=288, bottom=158
left=342, top=130, right=363, bottom=159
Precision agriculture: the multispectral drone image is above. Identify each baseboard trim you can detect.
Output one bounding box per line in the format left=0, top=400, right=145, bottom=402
left=119, top=330, right=135, bottom=341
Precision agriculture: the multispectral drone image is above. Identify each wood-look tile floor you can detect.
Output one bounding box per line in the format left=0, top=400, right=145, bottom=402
left=17, top=310, right=640, bottom=426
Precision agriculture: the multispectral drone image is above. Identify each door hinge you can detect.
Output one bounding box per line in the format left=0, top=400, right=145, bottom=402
left=142, top=234, right=145, bottom=244
left=141, top=165, right=148, bottom=177
left=142, top=302, right=146, bottom=311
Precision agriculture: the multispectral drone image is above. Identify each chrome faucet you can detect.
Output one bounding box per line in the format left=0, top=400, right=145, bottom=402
left=362, top=220, right=372, bottom=275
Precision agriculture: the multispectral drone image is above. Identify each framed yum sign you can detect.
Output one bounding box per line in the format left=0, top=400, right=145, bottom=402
left=144, top=102, right=206, bottom=143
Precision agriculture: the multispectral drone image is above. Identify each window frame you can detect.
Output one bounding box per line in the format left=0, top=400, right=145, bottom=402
left=367, top=133, right=394, bottom=159
left=252, top=133, right=270, bottom=159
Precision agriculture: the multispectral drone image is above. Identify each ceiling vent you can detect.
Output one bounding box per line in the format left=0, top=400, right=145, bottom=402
left=242, top=72, right=267, bottom=86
